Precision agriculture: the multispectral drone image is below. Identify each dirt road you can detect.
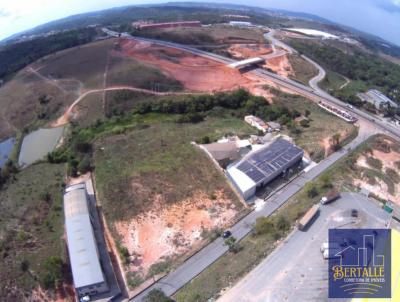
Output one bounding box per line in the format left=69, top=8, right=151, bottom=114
left=52, top=86, right=201, bottom=126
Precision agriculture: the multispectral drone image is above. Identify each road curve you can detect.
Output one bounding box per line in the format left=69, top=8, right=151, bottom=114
left=52, top=86, right=201, bottom=126
left=301, top=55, right=326, bottom=92
left=120, top=32, right=400, bottom=141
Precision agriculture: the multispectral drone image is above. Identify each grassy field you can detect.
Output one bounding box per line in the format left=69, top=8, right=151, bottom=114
left=107, top=56, right=183, bottom=91
left=0, top=163, right=67, bottom=300
left=0, top=70, right=77, bottom=140
left=319, top=70, right=348, bottom=92
left=271, top=89, right=357, bottom=161
left=0, top=38, right=185, bottom=140
left=133, top=24, right=266, bottom=46
left=288, top=54, right=318, bottom=86
left=93, top=113, right=255, bottom=223
left=37, top=39, right=114, bottom=89
left=74, top=91, right=105, bottom=128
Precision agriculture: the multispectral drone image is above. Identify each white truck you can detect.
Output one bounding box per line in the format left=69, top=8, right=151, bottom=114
left=320, top=190, right=340, bottom=205
left=321, top=242, right=341, bottom=259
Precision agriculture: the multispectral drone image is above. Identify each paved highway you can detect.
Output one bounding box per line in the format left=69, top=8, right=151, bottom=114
left=116, top=30, right=400, bottom=142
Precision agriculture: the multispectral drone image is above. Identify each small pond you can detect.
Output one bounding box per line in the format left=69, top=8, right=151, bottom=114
left=18, top=127, right=64, bottom=167
left=0, top=137, right=15, bottom=167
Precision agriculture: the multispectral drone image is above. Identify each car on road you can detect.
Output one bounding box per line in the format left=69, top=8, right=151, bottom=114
left=222, top=230, right=232, bottom=238
left=351, top=209, right=358, bottom=217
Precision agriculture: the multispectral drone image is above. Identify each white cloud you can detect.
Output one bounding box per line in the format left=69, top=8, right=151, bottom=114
left=393, top=0, right=400, bottom=5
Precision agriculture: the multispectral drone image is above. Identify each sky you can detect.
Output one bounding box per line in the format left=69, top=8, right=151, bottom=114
left=0, top=0, right=400, bottom=45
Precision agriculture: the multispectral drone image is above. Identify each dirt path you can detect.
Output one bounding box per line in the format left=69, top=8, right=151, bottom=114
left=52, top=86, right=202, bottom=127
left=27, top=66, right=68, bottom=93
left=102, top=46, right=112, bottom=112
left=339, top=76, right=351, bottom=90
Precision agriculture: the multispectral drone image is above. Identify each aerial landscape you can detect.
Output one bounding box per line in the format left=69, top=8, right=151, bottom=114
left=1, top=1, right=400, bottom=302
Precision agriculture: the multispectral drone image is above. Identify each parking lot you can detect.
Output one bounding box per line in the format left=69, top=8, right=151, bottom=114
left=218, top=192, right=390, bottom=302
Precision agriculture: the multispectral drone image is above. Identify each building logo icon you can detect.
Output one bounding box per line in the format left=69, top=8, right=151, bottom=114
left=328, top=229, right=391, bottom=298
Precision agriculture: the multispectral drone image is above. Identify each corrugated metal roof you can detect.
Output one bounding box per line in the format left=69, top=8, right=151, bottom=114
left=64, top=185, right=105, bottom=289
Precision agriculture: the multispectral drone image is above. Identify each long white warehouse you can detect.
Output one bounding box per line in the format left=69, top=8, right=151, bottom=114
left=227, top=139, right=303, bottom=199
left=64, top=184, right=109, bottom=298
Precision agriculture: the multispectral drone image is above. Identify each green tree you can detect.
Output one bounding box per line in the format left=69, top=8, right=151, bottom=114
left=41, top=256, right=63, bottom=289
left=275, top=216, right=290, bottom=232
left=305, top=183, right=319, bottom=198
left=254, top=217, right=275, bottom=236
left=224, top=236, right=240, bottom=253
left=77, top=155, right=92, bottom=174
left=145, top=289, right=174, bottom=302
left=330, top=133, right=341, bottom=151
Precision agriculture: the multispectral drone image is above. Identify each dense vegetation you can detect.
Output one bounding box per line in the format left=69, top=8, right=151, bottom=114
left=126, top=89, right=300, bottom=124
left=0, top=28, right=98, bottom=80
left=47, top=89, right=300, bottom=177
left=0, top=163, right=66, bottom=300
left=288, top=40, right=400, bottom=106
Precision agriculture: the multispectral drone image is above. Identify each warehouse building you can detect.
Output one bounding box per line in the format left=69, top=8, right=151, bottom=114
left=227, top=139, right=303, bottom=199
left=357, top=89, right=398, bottom=110
left=64, top=184, right=109, bottom=298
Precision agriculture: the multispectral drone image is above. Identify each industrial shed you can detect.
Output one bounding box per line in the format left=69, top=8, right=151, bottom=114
left=64, top=184, right=109, bottom=298
left=227, top=139, right=303, bottom=199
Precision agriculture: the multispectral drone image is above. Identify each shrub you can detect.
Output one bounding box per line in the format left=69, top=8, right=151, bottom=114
left=127, top=271, right=143, bottom=289
left=366, top=157, right=383, bottom=170
left=224, top=236, right=240, bottom=253
left=118, top=244, right=130, bottom=265
left=253, top=217, right=274, bottom=236
left=200, top=136, right=211, bottom=144
left=20, top=259, right=29, bottom=272
left=47, top=149, right=69, bottom=163
left=386, top=168, right=400, bottom=183
left=176, top=113, right=204, bottom=124
left=77, top=155, right=92, bottom=174
left=40, top=256, right=63, bottom=289
left=145, top=289, right=174, bottom=302
left=299, top=119, right=310, bottom=128
left=305, top=183, right=319, bottom=198
left=275, top=216, right=290, bottom=232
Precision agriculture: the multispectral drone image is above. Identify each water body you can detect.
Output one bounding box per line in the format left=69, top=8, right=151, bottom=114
left=0, top=137, right=15, bottom=167
left=18, top=127, right=64, bottom=167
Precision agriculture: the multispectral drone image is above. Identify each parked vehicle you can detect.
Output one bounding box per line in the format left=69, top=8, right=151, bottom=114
left=222, top=230, right=232, bottom=238
left=351, top=209, right=358, bottom=217
left=298, top=204, right=319, bottom=230
left=320, top=241, right=340, bottom=253
left=323, top=248, right=341, bottom=259
left=320, top=190, right=340, bottom=205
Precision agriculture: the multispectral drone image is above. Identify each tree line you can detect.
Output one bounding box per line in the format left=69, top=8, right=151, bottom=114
left=0, top=28, right=98, bottom=81
left=289, top=40, right=400, bottom=104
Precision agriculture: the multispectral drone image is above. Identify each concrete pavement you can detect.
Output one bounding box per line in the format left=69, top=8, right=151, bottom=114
left=218, top=193, right=390, bottom=302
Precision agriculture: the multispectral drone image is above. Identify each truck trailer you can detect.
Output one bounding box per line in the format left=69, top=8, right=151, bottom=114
left=298, top=204, right=319, bottom=230
left=320, top=190, right=340, bottom=205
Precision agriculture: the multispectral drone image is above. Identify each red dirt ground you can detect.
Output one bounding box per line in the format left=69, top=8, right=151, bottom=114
left=264, top=54, right=293, bottom=78
left=114, top=190, right=239, bottom=275
left=354, top=146, right=400, bottom=204
left=227, top=44, right=273, bottom=59
left=116, top=39, right=277, bottom=96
